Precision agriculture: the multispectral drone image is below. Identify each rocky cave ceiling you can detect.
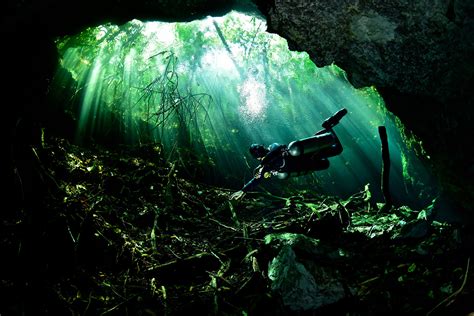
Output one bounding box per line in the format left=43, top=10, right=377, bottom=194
left=4, top=0, right=474, bottom=210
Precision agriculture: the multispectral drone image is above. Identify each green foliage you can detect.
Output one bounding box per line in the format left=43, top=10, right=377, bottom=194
left=50, top=11, right=437, bottom=205
left=393, top=115, right=429, bottom=158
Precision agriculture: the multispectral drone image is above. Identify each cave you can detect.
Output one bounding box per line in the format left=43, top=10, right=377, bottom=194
left=2, top=0, right=474, bottom=315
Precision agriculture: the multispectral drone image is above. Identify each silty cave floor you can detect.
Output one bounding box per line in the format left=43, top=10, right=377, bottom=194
left=2, top=136, right=473, bottom=315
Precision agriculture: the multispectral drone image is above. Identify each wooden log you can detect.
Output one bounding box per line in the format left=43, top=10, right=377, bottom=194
left=378, top=126, right=392, bottom=208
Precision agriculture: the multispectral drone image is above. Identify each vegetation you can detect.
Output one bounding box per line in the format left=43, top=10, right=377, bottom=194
left=4, top=10, right=467, bottom=316
left=1, top=135, right=472, bottom=315
left=49, top=11, right=438, bottom=208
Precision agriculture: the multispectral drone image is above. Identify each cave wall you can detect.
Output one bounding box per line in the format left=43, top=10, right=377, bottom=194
left=257, top=0, right=474, bottom=100
left=253, top=0, right=474, bottom=211
left=3, top=0, right=473, bottom=213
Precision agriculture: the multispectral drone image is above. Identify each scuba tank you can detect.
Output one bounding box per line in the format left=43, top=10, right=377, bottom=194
left=287, top=108, right=348, bottom=157
left=276, top=170, right=310, bottom=180
left=287, top=132, right=335, bottom=156
left=275, top=157, right=330, bottom=179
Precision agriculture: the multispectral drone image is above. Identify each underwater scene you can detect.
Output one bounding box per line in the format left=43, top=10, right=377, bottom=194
left=50, top=11, right=437, bottom=209
left=5, top=9, right=472, bottom=316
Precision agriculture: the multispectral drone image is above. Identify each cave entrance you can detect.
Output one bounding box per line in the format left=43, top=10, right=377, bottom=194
left=48, top=9, right=437, bottom=208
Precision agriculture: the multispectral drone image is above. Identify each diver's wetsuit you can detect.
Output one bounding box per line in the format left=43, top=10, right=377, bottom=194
left=239, top=108, right=347, bottom=194
left=241, top=131, right=341, bottom=193
left=241, top=143, right=286, bottom=192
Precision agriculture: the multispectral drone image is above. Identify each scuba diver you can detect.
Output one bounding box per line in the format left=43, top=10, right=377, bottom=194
left=230, top=108, right=348, bottom=200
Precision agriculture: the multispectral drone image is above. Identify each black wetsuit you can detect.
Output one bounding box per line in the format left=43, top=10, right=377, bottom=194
left=240, top=108, right=347, bottom=193
left=241, top=142, right=333, bottom=192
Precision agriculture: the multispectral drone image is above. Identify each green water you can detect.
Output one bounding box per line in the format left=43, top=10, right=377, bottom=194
left=50, top=10, right=437, bottom=208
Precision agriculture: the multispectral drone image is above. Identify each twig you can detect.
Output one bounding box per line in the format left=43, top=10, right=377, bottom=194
left=260, top=189, right=289, bottom=201
left=207, top=270, right=232, bottom=286
left=83, top=291, right=93, bottom=316
left=233, top=236, right=264, bottom=241
left=146, top=245, right=240, bottom=272
left=235, top=275, right=254, bottom=295
left=146, top=252, right=209, bottom=271
left=165, top=245, right=182, bottom=259
left=359, top=276, right=380, bottom=285
left=100, top=294, right=137, bottom=315
left=209, top=218, right=239, bottom=232
left=426, top=256, right=470, bottom=316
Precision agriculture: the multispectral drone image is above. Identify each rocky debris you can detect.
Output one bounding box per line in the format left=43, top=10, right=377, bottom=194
left=1, top=135, right=473, bottom=315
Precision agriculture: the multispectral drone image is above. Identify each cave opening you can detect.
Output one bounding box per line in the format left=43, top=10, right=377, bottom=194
left=49, top=10, right=437, bottom=209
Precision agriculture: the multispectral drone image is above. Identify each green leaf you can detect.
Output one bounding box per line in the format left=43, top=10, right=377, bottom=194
left=305, top=203, right=321, bottom=218
left=417, top=210, right=427, bottom=220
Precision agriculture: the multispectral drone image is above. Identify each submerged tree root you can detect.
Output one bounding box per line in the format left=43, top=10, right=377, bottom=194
left=427, top=256, right=471, bottom=316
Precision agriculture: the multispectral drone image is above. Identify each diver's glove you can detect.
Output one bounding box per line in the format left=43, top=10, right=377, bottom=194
left=230, top=190, right=246, bottom=200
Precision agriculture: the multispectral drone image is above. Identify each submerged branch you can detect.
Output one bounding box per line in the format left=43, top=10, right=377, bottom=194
left=426, top=256, right=471, bottom=316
